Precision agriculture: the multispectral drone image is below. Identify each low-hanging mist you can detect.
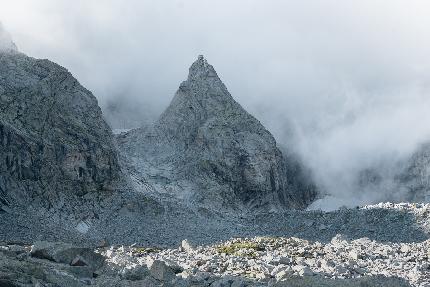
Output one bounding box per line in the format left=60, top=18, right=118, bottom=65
left=1, top=0, right=430, bottom=209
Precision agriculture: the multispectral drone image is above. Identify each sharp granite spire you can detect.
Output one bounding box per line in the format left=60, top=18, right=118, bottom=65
left=187, top=55, right=219, bottom=81
left=118, top=56, right=317, bottom=210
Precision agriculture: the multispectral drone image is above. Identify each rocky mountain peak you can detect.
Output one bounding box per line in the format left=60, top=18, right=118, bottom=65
left=119, top=56, right=317, bottom=210
left=188, top=55, right=218, bottom=80
left=0, top=23, right=18, bottom=53
left=157, top=56, right=262, bottom=149
left=0, top=48, right=122, bottom=209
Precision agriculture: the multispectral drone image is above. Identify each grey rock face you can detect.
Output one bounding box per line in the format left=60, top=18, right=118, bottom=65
left=118, top=55, right=315, bottom=210
left=396, top=143, right=430, bottom=202
left=147, top=259, right=177, bottom=281
left=0, top=50, right=121, bottom=208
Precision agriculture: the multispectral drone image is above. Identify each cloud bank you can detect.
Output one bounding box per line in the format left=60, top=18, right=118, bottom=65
left=1, top=0, right=430, bottom=209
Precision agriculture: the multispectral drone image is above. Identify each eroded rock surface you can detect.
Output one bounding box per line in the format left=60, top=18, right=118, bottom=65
left=0, top=47, right=121, bottom=209
left=118, top=55, right=316, bottom=211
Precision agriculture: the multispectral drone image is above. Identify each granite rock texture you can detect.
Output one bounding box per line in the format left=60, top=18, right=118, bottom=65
left=118, top=56, right=316, bottom=211
left=0, top=49, right=121, bottom=209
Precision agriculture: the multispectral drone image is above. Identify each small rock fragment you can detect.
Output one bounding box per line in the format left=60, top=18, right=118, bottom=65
left=148, top=259, right=176, bottom=281
left=181, top=239, right=194, bottom=253
left=70, top=255, right=88, bottom=267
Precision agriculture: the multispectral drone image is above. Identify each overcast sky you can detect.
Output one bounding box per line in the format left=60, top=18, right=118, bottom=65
left=1, top=0, right=430, bottom=208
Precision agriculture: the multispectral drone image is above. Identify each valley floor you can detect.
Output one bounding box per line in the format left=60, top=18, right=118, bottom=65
left=1, top=202, right=430, bottom=286
left=0, top=233, right=427, bottom=286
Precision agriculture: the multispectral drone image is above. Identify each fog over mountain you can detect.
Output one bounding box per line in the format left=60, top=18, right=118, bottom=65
left=2, top=0, right=430, bottom=209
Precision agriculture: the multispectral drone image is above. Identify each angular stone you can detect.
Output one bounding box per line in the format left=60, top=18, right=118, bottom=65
left=30, top=241, right=104, bottom=269
left=279, top=257, right=292, bottom=265
left=211, top=276, right=235, bottom=287
left=120, top=265, right=149, bottom=281
left=147, top=259, right=176, bottom=281
left=298, top=266, right=314, bottom=276
left=98, top=239, right=109, bottom=248
left=400, top=245, right=410, bottom=254
left=275, top=270, right=291, bottom=281
left=181, top=239, right=194, bottom=252
left=349, top=250, right=360, bottom=260
left=71, top=255, right=88, bottom=267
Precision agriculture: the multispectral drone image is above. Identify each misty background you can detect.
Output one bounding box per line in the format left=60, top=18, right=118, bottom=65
left=1, top=0, right=430, bottom=209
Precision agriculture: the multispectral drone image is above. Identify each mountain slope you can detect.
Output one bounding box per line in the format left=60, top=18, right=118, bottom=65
left=118, top=55, right=316, bottom=210
left=0, top=47, right=121, bottom=209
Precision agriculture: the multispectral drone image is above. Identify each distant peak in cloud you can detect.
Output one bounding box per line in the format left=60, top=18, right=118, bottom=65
left=0, top=22, right=18, bottom=53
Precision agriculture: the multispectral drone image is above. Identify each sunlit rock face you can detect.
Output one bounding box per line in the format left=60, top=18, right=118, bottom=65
left=118, top=55, right=317, bottom=210
left=0, top=46, right=122, bottom=208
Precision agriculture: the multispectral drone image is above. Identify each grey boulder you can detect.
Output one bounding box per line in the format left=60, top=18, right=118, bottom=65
left=31, top=241, right=104, bottom=269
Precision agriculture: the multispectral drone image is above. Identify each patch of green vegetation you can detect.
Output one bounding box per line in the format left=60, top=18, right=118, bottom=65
left=133, top=247, right=161, bottom=254
left=216, top=241, right=264, bottom=258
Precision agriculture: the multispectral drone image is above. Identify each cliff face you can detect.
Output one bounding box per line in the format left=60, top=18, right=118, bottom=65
left=118, top=56, right=316, bottom=210
left=395, top=143, right=430, bottom=202
left=0, top=50, right=121, bottom=208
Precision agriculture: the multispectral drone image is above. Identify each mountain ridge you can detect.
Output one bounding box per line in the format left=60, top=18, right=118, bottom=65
left=0, top=47, right=122, bottom=210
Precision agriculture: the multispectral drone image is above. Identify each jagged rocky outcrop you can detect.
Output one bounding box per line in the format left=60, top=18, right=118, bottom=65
left=0, top=40, right=121, bottom=209
left=118, top=55, right=316, bottom=210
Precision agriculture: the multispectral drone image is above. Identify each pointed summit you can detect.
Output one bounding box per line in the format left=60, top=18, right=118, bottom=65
left=119, top=56, right=317, bottom=210
left=187, top=55, right=219, bottom=82
left=157, top=55, right=239, bottom=141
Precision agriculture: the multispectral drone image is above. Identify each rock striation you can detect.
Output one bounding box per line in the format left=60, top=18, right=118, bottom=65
left=0, top=40, right=121, bottom=210
left=118, top=55, right=316, bottom=210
